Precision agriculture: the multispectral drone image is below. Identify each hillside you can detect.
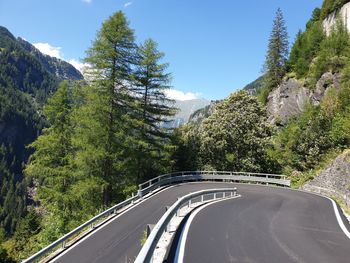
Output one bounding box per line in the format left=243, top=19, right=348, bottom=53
left=2, top=1, right=350, bottom=261
left=175, top=0, right=350, bottom=211
left=264, top=1, right=350, bottom=208
left=163, top=99, right=210, bottom=128
left=0, top=25, right=83, bottom=244
left=242, top=75, right=264, bottom=95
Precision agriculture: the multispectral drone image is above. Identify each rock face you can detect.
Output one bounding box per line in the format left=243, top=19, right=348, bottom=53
left=188, top=100, right=218, bottom=125
left=323, top=1, right=350, bottom=36
left=162, top=99, right=210, bottom=128
left=267, top=78, right=311, bottom=124
left=17, top=38, right=83, bottom=81
left=267, top=72, right=340, bottom=124
left=301, top=150, right=350, bottom=210
left=311, top=72, right=341, bottom=104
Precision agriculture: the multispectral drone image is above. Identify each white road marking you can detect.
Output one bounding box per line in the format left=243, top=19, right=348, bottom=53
left=174, top=195, right=241, bottom=263
left=50, top=185, right=177, bottom=262
left=292, top=188, right=350, bottom=240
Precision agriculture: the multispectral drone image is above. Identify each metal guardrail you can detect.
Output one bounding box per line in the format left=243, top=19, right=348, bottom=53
left=138, top=171, right=290, bottom=197
left=134, top=188, right=238, bottom=263
left=22, top=194, right=139, bottom=263
left=23, top=170, right=288, bottom=262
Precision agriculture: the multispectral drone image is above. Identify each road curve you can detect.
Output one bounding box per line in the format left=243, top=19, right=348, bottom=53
left=51, top=182, right=237, bottom=263
left=181, top=186, right=350, bottom=263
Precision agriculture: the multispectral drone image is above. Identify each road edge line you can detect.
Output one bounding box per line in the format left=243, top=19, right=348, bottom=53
left=326, top=196, right=350, bottom=239
left=291, top=188, right=350, bottom=240
left=174, top=195, right=241, bottom=263
left=50, top=184, right=177, bottom=262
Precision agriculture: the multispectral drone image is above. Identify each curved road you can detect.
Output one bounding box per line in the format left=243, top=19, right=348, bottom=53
left=51, top=183, right=350, bottom=263
left=182, top=186, right=350, bottom=263
left=52, top=182, right=236, bottom=263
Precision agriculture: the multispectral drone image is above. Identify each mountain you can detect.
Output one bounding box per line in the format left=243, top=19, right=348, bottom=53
left=185, top=76, right=265, bottom=127
left=188, top=100, right=219, bottom=125
left=17, top=38, right=82, bottom=81
left=164, top=98, right=210, bottom=128
left=0, top=25, right=83, bottom=237
left=242, top=75, right=264, bottom=95
left=263, top=0, right=350, bottom=210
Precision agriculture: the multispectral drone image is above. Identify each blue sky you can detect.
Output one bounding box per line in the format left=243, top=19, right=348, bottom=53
left=0, top=0, right=323, bottom=100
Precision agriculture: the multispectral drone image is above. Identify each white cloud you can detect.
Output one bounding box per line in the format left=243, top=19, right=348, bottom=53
left=33, top=42, right=89, bottom=75
left=68, top=59, right=90, bottom=74
left=82, top=0, right=92, bottom=3
left=124, top=1, right=133, bottom=7
left=33, top=43, right=63, bottom=59
left=164, top=89, right=201, bottom=101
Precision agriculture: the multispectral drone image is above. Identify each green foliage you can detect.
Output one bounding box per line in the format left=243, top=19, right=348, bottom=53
left=263, top=8, right=289, bottom=89
left=25, top=81, right=78, bottom=235
left=172, top=124, right=201, bottom=171
left=140, top=229, right=148, bottom=246
left=131, top=38, right=175, bottom=182
left=5, top=209, right=41, bottom=261
left=0, top=25, right=83, bottom=244
left=320, top=0, right=349, bottom=19
left=288, top=16, right=325, bottom=78
left=308, top=19, right=350, bottom=86
left=0, top=246, right=14, bottom=263
left=78, top=11, right=140, bottom=207
left=0, top=85, right=45, bottom=236
left=256, top=85, right=272, bottom=105
left=199, top=91, right=278, bottom=172
left=242, top=75, right=264, bottom=95
left=273, top=82, right=350, bottom=175
left=19, top=12, right=176, bottom=259
left=288, top=10, right=350, bottom=85
left=173, top=92, right=281, bottom=173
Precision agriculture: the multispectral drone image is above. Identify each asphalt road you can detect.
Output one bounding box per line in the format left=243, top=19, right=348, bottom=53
left=52, top=182, right=237, bottom=263
left=182, top=186, right=350, bottom=263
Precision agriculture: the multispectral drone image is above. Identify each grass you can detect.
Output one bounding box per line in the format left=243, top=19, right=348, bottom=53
left=290, top=148, right=343, bottom=189
left=330, top=195, right=350, bottom=215
left=140, top=229, right=148, bottom=246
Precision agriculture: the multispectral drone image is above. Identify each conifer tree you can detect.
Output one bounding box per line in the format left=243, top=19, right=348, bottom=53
left=264, top=8, right=289, bottom=89
left=132, top=39, right=175, bottom=181
left=77, top=11, right=138, bottom=206
left=25, top=81, right=75, bottom=226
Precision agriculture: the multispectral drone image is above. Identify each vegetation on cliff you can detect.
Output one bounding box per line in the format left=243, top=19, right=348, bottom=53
left=2, top=0, right=350, bottom=261
left=1, top=11, right=176, bottom=261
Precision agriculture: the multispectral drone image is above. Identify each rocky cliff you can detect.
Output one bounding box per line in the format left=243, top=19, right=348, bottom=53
left=188, top=100, right=218, bottom=125
left=301, top=150, right=350, bottom=210
left=267, top=72, right=341, bottom=124
left=323, top=1, right=350, bottom=35
left=17, top=38, right=83, bottom=81
left=162, top=99, right=210, bottom=128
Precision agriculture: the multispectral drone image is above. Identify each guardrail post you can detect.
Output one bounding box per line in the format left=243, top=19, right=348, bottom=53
left=214, top=193, right=216, bottom=200
left=62, top=241, right=65, bottom=249
left=201, top=195, right=204, bottom=202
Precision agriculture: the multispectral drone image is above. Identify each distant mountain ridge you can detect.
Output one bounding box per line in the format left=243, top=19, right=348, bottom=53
left=243, top=75, right=264, bottom=95
left=0, top=25, right=83, bottom=237
left=163, top=98, right=210, bottom=128
left=0, top=26, right=83, bottom=82
left=17, top=38, right=83, bottom=81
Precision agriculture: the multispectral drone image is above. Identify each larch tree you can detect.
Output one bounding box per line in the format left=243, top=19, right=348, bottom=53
left=76, top=11, right=138, bottom=206
left=25, top=81, right=75, bottom=231
left=131, top=38, right=175, bottom=181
